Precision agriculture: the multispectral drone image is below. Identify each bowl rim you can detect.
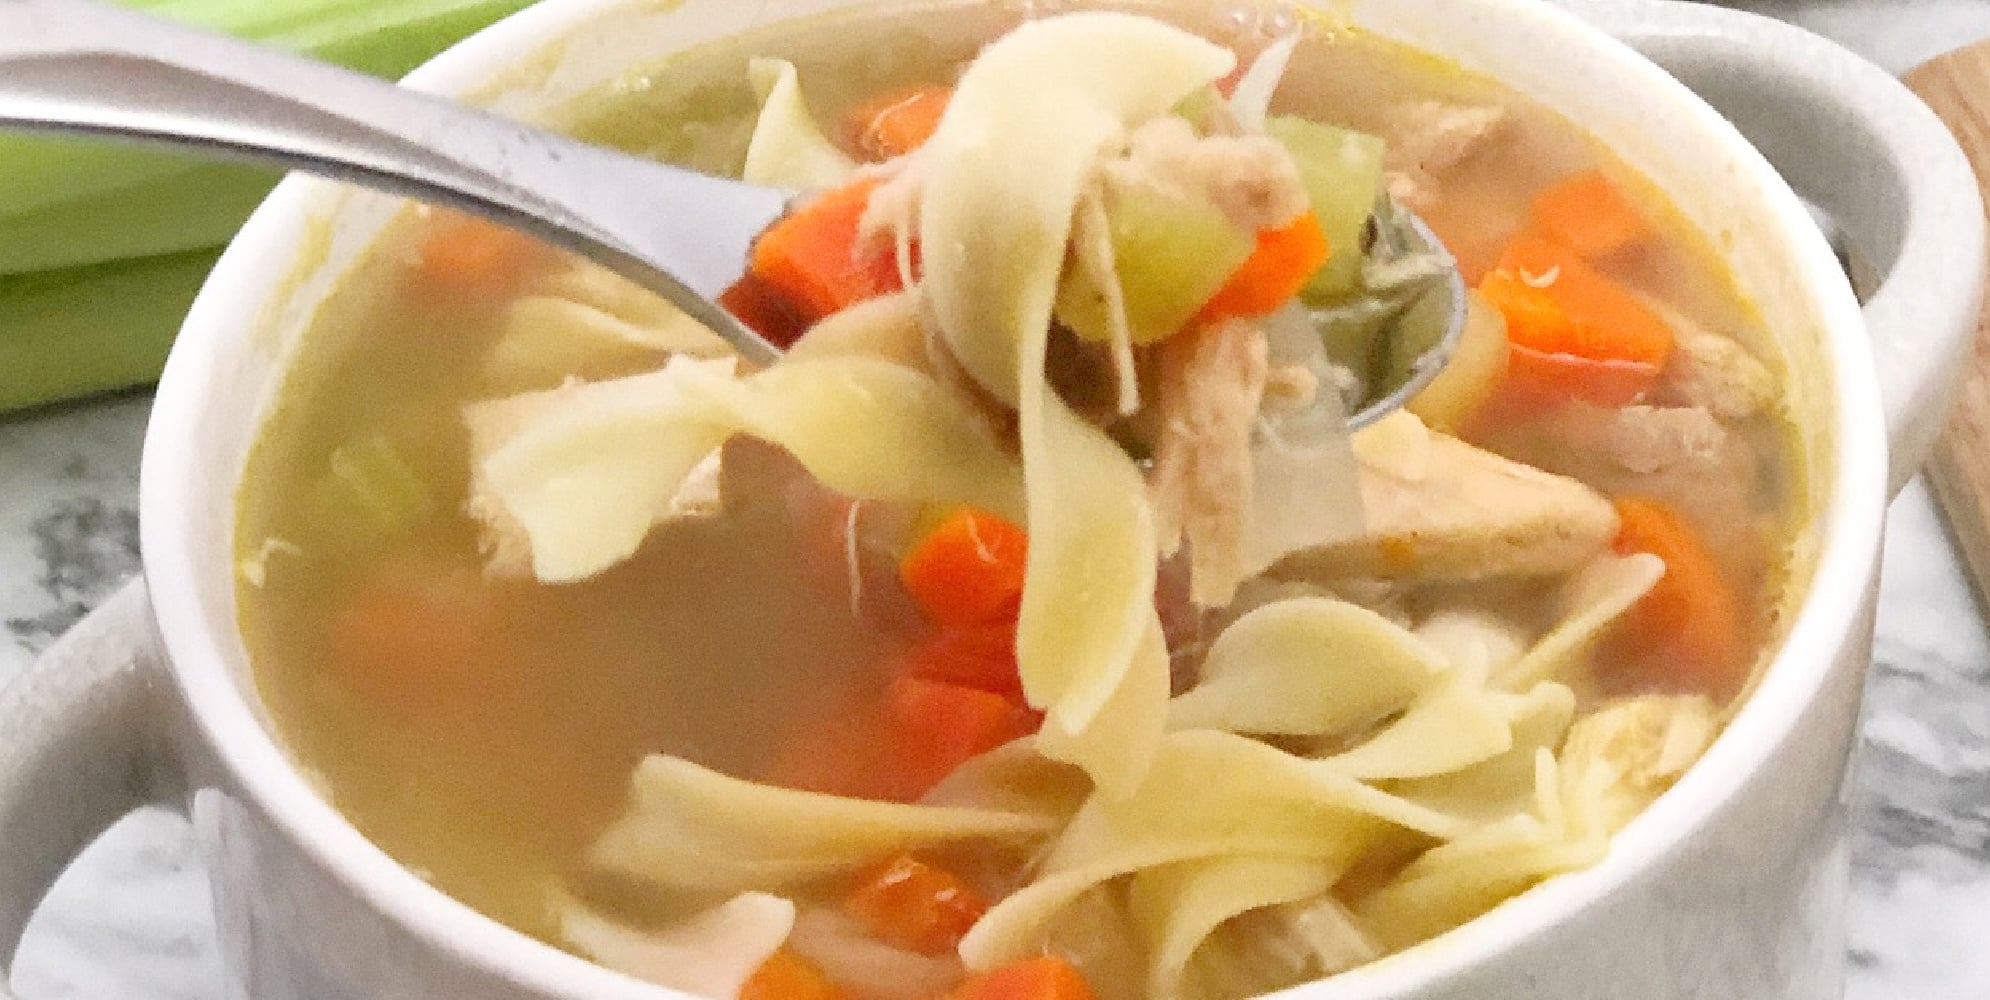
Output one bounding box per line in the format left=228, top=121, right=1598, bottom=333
left=137, top=0, right=1884, bottom=997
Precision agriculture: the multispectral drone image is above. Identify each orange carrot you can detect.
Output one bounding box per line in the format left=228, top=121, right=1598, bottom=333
left=944, top=957, right=1096, bottom=1000
left=898, top=508, right=1029, bottom=628
left=325, top=559, right=512, bottom=713
left=885, top=677, right=1040, bottom=799
left=1197, top=210, right=1331, bottom=323
left=741, top=950, right=849, bottom=1000
left=843, top=84, right=953, bottom=161
left=1609, top=496, right=1748, bottom=695
left=413, top=209, right=551, bottom=297
left=760, top=702, right=899, bottom=801
left=719, top=272, right=810, bottom=349
left=1529, top=169, right=1649, bottom=260
left=1478, top=234, right=1673, bottom=406
left=748, top=176, right=905, bottom=323
left=899, top=624, right=1023, bottom=701
left=842, top=853, right=990, bottom=955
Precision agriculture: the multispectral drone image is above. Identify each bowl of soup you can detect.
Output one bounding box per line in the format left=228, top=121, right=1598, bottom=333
left=0, top=1, right=1978, bottom=999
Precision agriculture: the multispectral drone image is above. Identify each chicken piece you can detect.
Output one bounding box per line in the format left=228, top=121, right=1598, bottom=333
left=1148, top=318, right=1270, bottom=606
left=1564, top=403, right=1729, bottom=475
left=1107, top=116, right=1310, bottom=231
left=462, top=367, right=735, bottom=579
left=1280, top=412, right=1617, bottom=581
left=1560, top=694, right=1719, bottom=832
left=1382, top=101, right=1507, bottom=211
left=1657, top=319, right=1779, bottom=420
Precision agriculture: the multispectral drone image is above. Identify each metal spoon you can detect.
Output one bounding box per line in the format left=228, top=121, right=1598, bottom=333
left=0, top=0, right=1462, bottom=421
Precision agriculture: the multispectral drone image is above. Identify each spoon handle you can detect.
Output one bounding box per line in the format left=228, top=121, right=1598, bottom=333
left=0, top=0, right=788, bottom=362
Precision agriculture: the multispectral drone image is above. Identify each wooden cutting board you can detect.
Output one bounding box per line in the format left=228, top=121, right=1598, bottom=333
left=1907, top=45, right=1990, bottom=596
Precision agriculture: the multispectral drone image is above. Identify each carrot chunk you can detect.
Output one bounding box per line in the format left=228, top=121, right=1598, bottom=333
left=1529, top=169, right=1650, bottom=260
left=1478, top=234, right=1673, bottom=406
left=899, top=624, right=1024, bottom=701
left=1608, top=496, right=1749, bottom=695
left=944, top=957, right=1097, bottom=1000
left=842, top=853, right=990, bottom=955
left=719, top=272, right=811, bottom=349
left=326, top=559, right=512, bottom=714
left=741, top=950, right=849, bottom=1000
left=748, top=176, right=904, bottom=323
left=885, top=677, right=1040, bottom=799
left=898, top=508, right=1029, bottom=628
left=1197, top=210, right=1331, bottom=323
left=843, top=84, right=953, bottom=161
left=412, top=209, right=551, bottom=297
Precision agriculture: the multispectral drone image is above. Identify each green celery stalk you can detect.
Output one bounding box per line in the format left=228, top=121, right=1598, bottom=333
left=0, top=251, right=217, bottom=414
left=1265, top=116, right=1387, bottom=302
left=0, top=0, right=542, bottom=414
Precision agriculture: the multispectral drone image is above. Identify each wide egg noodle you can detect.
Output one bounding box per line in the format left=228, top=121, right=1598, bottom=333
left=558, top=891, right=795, bottom=1000
left=1167, top=597, right=1443, bottom=737
left=587, top=755, right=1055, bottom=894
left=1352, top=752, right=1607, bottom=952
left=1126, top=855, right=1340, bottom=1000
left=473, top=355, right=1023, bottom=582
left=957, top=731, right=1462, bottom=970
left=905, top=13, right=1233, bottom=791
left=742, top=58, right=857, bottom=189
left=1388, top=681, right=1577, bottom=828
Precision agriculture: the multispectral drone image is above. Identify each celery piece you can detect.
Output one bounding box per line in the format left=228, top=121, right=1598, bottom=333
left=1265, top=116, right=1386, bottom=301
left=1056, top=183, right=1255, bottom=344
left=309, top=433, right=438, bottom=552
left=0, top=250, right=217, bottom=413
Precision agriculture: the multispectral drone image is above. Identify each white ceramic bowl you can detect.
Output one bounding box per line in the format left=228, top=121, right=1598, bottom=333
left=0, top=2, right=1980, bottom=999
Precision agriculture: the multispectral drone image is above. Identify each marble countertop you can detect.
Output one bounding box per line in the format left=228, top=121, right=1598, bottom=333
left=6, top=1, right=1990, bottom=997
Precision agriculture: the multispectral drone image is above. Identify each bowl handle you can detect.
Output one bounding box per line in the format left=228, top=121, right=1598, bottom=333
left=0, top=579, right=187, bottom=998
left=1563, top=0, right=1987, bottom=498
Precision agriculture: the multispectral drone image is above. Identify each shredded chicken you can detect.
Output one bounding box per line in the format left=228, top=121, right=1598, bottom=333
left=1382, top=101, right=1507, bottom=211
left=1652, top=308, right=1779, bottom=420
left=1559, top=403, right=1730, bottom=475
left=1149, top=318, right=1271, bottom=606
left=1107, top=116, right=1310, bottom=231
left=1281, top=412, right=1617, bottom=580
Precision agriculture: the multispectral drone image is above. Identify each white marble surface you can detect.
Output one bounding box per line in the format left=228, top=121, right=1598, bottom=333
left=6, top=1, right=1990, bottom=997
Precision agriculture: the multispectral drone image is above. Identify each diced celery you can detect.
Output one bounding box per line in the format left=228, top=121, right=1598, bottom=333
left=1056, top=183, right=1255, bottom=344
left=0, top=250, right=217, bottom=413
left=309, top=433, right=437, bottom=552
left=1265, top=116, right=1386, bottom=301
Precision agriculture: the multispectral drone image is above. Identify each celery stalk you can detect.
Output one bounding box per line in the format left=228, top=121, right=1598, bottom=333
left=1056, top=183, right=1255, bottom=344
left=0, top=251, right=217, bottom=413
left=0, top=0, right=541, bottom=413
left=0, top=164, right=271, bottom=273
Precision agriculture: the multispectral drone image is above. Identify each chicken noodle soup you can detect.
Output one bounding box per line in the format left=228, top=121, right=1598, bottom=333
left=237, top=5, right=1802, bottom=1000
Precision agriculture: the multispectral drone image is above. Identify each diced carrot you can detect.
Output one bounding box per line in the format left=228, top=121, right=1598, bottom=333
left=719, top=272, right=811, bottom=349
left=943, top=957, right=1096, bottom=1000
left=325, top=558, right=512, bottom=714
left=741, top=950, right=849, bottom=1000
left=1529, top=169, right=1650, bottom=260
left=1197, top=210, right=1331, bottom=323
left=885, top=677, right=1040, bottom=799
left=899, top=624, right=1024, bottom=701
left=1608, top=496, right=1749, bottom=695
left=412, top=208, right=551, bottom=297
left=1478, top=234, right=1673, bottom=406
left=898, top=508, right=1029, bottom=628
left=843, top=84, right=953, bottom=161
left=748, top=176, right=904, bottom=324
left=761, top=701, right=901, bottom=801
left=842, top=853, right=990, bottom=955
